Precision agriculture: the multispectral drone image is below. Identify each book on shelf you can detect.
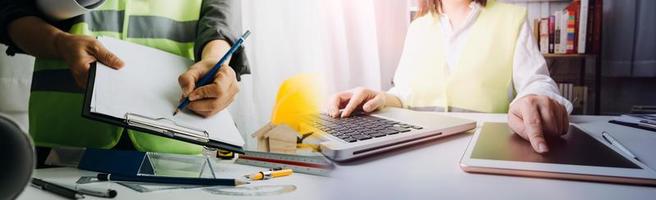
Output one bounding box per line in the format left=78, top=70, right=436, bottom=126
left=538, top=18, right=549, bottom=54
left=557, top=10, right=568, bottom=54
left=558, top=83, right=588, bottom=114
left=565, top=1, right=579, bottom=54
left=558, top=83, right=573, bottom=104
left=574, top=86, right=588, bottom=114
left=587, top=0, right=602, bottom=54
left=548, top=15, right=555, bottom=54
left=539, top=0, right=601, bottom=56
left=553, top=11, right=561, bottom=54
left=577, top=0, right=589, bottom=54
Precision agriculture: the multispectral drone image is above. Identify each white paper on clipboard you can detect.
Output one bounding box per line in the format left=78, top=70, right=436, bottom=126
left=89, top=36, right=244, bottom=147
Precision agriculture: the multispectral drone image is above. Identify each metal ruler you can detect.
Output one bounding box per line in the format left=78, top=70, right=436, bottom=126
left=235, top=150, right=333, bottom=176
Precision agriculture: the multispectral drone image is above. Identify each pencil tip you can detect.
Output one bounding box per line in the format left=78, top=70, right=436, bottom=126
left=173, top=109, right=179, bottom=116
left=236, top=179, right=250, bottom=185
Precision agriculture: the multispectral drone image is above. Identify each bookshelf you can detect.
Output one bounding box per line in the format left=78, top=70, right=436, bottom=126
left=543, top=54, right=588, bottom=58
left=502, top=0, right=571, bottom=2
left=543, top=54, right=600, bottom=115
left=503, top=0, right=600, bottom=114
left=535, top=0, right=601, bottom=115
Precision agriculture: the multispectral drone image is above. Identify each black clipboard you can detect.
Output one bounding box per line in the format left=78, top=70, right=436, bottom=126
left=82, top=64, right=244, bottom=153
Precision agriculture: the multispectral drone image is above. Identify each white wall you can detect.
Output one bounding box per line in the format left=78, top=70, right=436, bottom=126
left=0, top=45, right=35, bottom=133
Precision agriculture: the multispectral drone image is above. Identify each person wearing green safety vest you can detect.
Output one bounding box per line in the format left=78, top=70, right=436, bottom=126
left=0, top=0, right=249, bottom=165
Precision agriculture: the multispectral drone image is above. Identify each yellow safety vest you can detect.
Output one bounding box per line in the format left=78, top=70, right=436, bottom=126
left=30, top=0, right=204, bottom=154
left=393, top=0, right=526, bottom=113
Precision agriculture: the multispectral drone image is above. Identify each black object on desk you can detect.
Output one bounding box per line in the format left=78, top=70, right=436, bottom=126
left=0, top=116, right=34, bottom=199
left=609, top=120, right=656, bottom=132
left=609, top=114, right=656, bottom=132
left=96, top=173, right=249, bottom=186
left=67, top=184, right=117, bottom=198
left=31, top=178, right=84, bottom=199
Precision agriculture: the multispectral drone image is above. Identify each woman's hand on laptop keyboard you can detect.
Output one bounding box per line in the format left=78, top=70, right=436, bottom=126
left=328, top=87, right=402, bottom=118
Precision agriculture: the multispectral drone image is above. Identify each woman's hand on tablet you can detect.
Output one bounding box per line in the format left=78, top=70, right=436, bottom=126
left=328, top=87, right=404, bottom=118
left=508, top=95, right=569, bottom=153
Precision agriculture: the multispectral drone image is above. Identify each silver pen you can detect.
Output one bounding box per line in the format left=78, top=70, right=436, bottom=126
left=601, top=131, right=640, bottom=162
left=62, top=183, right=117, bottom=198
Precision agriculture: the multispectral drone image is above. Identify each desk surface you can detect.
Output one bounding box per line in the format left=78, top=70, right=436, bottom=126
left=18, top=113, right=656, bottom=200
left=19, top=159, right=328, bottom=200
left=326, top=113, right=656, bottom=199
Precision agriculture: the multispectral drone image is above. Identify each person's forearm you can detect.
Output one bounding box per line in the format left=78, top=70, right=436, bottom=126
left=384, top=93, right=403, bottom=108
left=200, top=39, right=231, bottom=64
left=7, top=16, right=67, bottom=58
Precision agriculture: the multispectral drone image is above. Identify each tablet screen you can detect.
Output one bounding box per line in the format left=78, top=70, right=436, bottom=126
left=470, top=123, right=640, bottom=169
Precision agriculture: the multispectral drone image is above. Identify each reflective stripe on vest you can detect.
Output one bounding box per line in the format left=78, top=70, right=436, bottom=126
left=393, top=1, right=526, bottom=113
left=30, top=0, right=204, bottom=154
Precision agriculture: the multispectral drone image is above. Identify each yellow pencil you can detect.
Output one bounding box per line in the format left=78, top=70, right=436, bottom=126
left=244, top=169, right=293, bottom=180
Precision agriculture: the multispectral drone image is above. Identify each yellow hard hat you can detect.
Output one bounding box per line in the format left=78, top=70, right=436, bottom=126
left=271, top=73, right=324, bottom=134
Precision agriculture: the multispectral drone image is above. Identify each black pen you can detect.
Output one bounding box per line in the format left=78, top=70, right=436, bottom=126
left=639, top=120, right=656, bottom=127
left=31, top=178, right=84, bottom=199
left=97, top=173, right=249, bottom=186
left=609, top=120, right=656, bottom=132
left=61, top=183, right=117, bottom=198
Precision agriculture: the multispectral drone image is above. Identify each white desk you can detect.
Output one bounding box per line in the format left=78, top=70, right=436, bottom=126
left=18, top=159, right=329, bottom=200
left=18, top=113, right=656, bottom=200
left=326, top=113, right=656, bottom=199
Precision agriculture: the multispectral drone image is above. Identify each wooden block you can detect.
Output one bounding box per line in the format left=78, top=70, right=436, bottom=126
left=251, top=122, right=274, bottom=152
left=251, top=123, right=298, bottom=153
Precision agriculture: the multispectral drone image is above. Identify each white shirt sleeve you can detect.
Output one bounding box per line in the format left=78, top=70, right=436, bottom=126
left=510, top=20, right=574, bottom=114
left=386, top=86, right=409, bottom=109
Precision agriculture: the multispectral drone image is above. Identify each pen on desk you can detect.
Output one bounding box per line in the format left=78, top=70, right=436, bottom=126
left=601, top=131, right=641, bottom=161
left=31, top=178, right=84, bottom=200
left=640, top=120, right=656, bottom=126
left=61, top=183, right=117, bottom=198
left=96, top=173, right=249, bottom=186
left=173, top=30, right=252, bottom=116
left=638, top=120, right=656, bottom=129
left=244, top=168, right=294, bottom=180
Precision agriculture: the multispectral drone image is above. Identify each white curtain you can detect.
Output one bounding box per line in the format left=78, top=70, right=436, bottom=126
left=229, top=0, right=410, bottom=148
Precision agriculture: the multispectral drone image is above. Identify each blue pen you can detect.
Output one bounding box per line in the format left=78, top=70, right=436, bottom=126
left=173, top=30, right=251, bottom=116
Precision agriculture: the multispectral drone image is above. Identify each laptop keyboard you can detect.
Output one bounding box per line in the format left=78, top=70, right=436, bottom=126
left=311, top=113, right=423, bottom=143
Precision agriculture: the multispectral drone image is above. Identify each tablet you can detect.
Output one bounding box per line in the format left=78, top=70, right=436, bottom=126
left=460, top=122, right=656, bottom=186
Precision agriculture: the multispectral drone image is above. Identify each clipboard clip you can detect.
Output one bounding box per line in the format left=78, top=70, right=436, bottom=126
left=124, top=113, right=210, bottom=143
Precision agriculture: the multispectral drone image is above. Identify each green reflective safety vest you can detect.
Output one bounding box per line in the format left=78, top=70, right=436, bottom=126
left=30, top=0, right=204, bottom=154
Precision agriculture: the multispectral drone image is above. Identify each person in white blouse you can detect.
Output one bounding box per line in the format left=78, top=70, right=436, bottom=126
left=328, top=0, right=572, bottom=154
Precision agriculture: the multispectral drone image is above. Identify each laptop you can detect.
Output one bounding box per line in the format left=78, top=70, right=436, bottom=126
left=310, top=107, right=476, bottom=161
